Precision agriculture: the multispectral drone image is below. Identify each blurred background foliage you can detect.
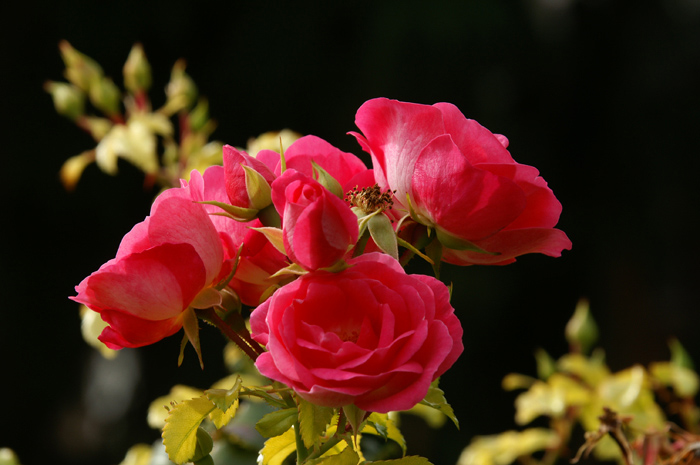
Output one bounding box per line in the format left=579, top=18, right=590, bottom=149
left=2, top=1, right=700, bottom=464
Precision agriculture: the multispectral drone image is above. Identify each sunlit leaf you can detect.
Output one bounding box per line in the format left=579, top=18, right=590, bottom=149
left=457, top=429, right=559, bottom=465
left=298, top=397, right=335, bottom=449
left=650, top=361, right=699, bottom=398
left=308, top=446, right=360, bottom=465
left=556, top=351, right=609, bottom=388
left=162, top=396, right=216, bottom=464
left=514, top=374, right=590, bottom=425
left=364, top=413, right=406, bottom=455
left=419, top=380, right=459, bottom=429
left=205, top=376, right=242, bottom=412
left=118, top=444, right=152, bottom=465
left=148, top=385, right=204, bottom=429
left=256, top=408, right=298, bottom=438
left=368, top=456, right=433, bottom=465
left=259, top=428, right=297, bottom=465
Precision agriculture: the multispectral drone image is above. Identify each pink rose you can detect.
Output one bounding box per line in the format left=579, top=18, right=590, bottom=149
left=71, top=194, right=231, bottom=349
left=272, top=169, right=359, bottom=271
left=256, top=135, right=371, bottom=192
left=250, top=253, right=463, bottom=413
left=163, top=165, right=289, bottom=307
left=223, top=144, right=276, bottom=213
left=352, top=98, right=572, bottom=265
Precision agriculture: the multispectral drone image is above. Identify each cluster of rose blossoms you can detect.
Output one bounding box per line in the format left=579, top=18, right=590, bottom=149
left=72, top=98, right=571, bottom=414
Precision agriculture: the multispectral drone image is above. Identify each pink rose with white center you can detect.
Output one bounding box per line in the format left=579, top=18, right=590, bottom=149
left=250, top=252, right=463, bottom=413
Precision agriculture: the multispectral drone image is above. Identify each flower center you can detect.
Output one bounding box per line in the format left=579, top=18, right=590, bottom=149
left=345, top=184, right=395, bottom=214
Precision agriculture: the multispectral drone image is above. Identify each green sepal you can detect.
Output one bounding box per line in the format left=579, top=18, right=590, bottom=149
left=423, top=236, right=442, bottom=279
left=435, top=228, right=497, bottom=255
left=215, top=244, right=244, bottom=291
left=298, top=397, right=335, bottom=449
left=256, top=408, right=298, bottom=438
left=177, top=333, right=189, bottom=367
left=270, top=263, right=308, bottom=278
left=242, top=164, right=273, bottom=210
left=258, top=203, right=282, bottom=228
left=419, top=379, right=459, bottom=429
left=162, top=396, right=217, bottom=464
left=368, top=213, right=398, bottom=260
left=251, top=226, right=286, bottom=255
left=190, top=287, right=222, bottom=309
left=342, top=404, right=367, bottom=436
left=311, top=161, right=344, bottom=199
left=396, top=236, right=435, bottom=266
left=182, top=307, right=204, bottom=369
left=198, top=200, right=258, bottom=222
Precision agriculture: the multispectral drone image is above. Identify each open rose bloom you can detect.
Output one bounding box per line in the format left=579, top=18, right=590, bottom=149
left=72, top=98, right=571, bottom=419
left=250, top=253, right=463, bottom=413
left=352, top=97, right=572, bottom=265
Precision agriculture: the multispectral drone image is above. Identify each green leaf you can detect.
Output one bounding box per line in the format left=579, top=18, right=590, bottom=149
left=148, top=385, right=205, bottom=429
left=205, top=376, right=243, bottom=412
left=256, top=408, right=298, bottom=438
left=419, top=380, right=459, bottom=429
left=311, top=160, right=344, bottom=198
left=251, top=226, right=287, bottom=255
left=162, top=396, right=216, bottom=464
left=366, top=456, right=433, bottom=465
left=298, top=397, right=335, bottom=449
left=368, top=213, right=398, bottom=260
left=117, top=444, right=152, bottom=465
left=259, top=428, right=297, bottom=465
left=182, top=307, right=203, bottom=369
left=307, top=446, right=360, bottom=465
left=205, top=376, right=243, bottom=428
left=364, top=413, right=406, bottom=455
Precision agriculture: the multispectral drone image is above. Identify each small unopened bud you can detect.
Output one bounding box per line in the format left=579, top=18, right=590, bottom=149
left=565, top=298, right=598, bottom=354
left=89, top=76, right=121, bottom=116
left=44, top=81, right=85, bottom=120
left=189, top=98, right=210, bottom=132
left=60, top=150, right=95, bottom=190
left=163, top=59, right=197, bottom=115
left=123, top=43, right=152, bottom=93
left=59, top=40, right=103, bottom=92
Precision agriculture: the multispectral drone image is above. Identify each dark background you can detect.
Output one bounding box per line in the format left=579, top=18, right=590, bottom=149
left=2, top=1, right=700, bottom=464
